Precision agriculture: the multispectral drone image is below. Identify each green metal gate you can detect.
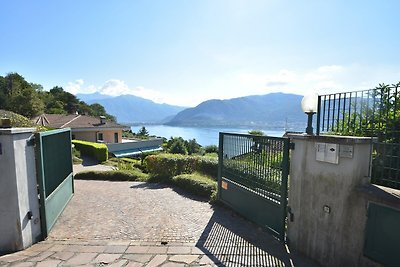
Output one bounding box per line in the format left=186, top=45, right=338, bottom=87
left=35, top=128, right=74, bottom=239
left=218, top=133, right=290, bottom=241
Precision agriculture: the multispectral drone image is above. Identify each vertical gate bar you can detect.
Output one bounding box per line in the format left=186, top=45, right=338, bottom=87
left=217, top=132, right=224, bottom=200
left=336, top=93, right=341, bottom=133
left=342, top=93, right=347, bottom=132
left=316, top=95, right=321, bottom=135
left=347, top=93, right=352, bottom=133
left=280, top=138, right=290, bottom=241
left=34, top=132, right=48, bottom=240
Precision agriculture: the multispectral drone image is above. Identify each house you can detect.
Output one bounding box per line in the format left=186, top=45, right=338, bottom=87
left=32, top=113, right=163, bottom=157
left=33, top=114, right=126, bottom=143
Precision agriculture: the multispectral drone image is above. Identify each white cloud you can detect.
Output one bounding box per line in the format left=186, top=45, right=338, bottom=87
left=66, top=78, right=171, bottom=104
left=65, top=79, right=84, bottom=94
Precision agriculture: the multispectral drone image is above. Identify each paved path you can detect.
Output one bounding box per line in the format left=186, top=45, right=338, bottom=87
left=0, top=180, right=318, bottom=266
left=73, top=156, right=114, bottom=174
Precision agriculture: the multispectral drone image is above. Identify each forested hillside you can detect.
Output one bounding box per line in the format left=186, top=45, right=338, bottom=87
left=0, top=73, right=114, bottom=120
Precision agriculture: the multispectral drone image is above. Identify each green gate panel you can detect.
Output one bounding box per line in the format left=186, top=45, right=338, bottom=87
left=218, top=133, right=289, bottom=241
left=44, top=174, right=74, bottom=232
left=35, top=128, right=74, bottom=239
left=364, top=202, right=400, bottom=267
left=220, top=177, right=283, bottom=237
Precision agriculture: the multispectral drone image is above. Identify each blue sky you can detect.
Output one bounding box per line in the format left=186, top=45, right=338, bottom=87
left=1, top=0, right=400, bottom=107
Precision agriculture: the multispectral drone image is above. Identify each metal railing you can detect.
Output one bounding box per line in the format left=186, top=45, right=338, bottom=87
left=316, top=83, right=400, bottom=189
left=219, top=133, right=290, bottom=203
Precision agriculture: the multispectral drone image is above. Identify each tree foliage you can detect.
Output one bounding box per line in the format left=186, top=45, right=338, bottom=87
left=137, top=126, right=149, bottom=137
left=164, top=137, right=203, bottom=155
left=248, top=129, right=264, bottom=136
left=0, top=72, right=114, bottom=120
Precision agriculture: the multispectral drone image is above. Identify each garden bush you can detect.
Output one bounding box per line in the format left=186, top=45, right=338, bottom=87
left=172, top=173, right=217, bottom=198
left=75, top=169, right=148, bottom=182
left=146, top=153, right=197, bottom=178
left=145, top=153, right=218, bottom=179
left=72, top=140, right=108, bottom=162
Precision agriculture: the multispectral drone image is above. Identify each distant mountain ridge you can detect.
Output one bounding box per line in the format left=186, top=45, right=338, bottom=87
left=77, top=92, right=306, bottom=129
left=76, top=93, right=185, bottom=124
left=166, top=93, right=305, bottom=128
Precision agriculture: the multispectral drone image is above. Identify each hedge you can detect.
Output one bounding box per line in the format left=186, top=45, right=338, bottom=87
left=172, top=173, right=217, bottom=198
left=145, top=153, right=218, bottom=179
left=72, top=140, right=108, bottom=162
left=75, top=169, right=149, bottom=182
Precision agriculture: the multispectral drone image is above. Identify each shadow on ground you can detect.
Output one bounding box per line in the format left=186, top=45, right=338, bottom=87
left=195, top=207, right=319, bottom=267
left=81, top=155, right=99, bottom=166
left=130, top=181, right=211, bottom=202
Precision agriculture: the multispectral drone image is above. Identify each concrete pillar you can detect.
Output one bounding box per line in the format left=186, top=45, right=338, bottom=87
left=0, top=128, right=41, bottom=253
left=287, top=133, right=376, bottom=267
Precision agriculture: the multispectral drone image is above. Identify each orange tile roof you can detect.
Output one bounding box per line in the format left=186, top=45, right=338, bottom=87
left=32, top=114, right=126, bottom=129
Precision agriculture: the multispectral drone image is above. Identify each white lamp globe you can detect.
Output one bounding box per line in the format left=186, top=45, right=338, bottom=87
left=301, top=93, right=319, bottom=113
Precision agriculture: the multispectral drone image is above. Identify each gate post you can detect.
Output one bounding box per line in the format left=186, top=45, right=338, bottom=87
left=286, top=133, right=375, bottom=266
left=0, top=128, right=41, bottom=253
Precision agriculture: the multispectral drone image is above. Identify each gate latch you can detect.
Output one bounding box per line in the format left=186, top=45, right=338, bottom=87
left=289, top=142, right=295, bottom=150
left=287, top=206, right=294, bottom=222
left=27, top=134, right=35, bottom=146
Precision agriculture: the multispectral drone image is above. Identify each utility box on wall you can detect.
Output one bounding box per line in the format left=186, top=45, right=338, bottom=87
left=0, top=128, right=41, bottom=253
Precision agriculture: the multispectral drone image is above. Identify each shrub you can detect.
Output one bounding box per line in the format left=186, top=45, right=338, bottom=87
left=72, top=140, right=108, bottom=162
left=146, top=153, right=197, bottom=178
left=145, top=153, right=218, bottom=180
left=169, top=139, right=188, bottom=154
left=172, top=173, right=217, bottom=198
left=204, top=145, right=218, bottom=154
left=75, top=169, right=149, bottom=182
left=196, top=156, right=218, bottom=180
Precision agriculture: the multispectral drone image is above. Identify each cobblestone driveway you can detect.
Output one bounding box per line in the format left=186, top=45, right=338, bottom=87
left=48, top=180, right=214, bottom=242
left=0, top=180, right=318, bottom=266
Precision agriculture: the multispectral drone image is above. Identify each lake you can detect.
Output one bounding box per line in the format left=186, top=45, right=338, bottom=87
left=130, top=125, right=287, bottom=146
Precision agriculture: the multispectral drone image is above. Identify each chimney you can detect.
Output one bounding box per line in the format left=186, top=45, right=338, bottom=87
left=100, top=116, right=106, bottom=125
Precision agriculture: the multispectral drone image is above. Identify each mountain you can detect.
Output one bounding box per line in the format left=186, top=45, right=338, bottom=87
left=166, top=93, right=305, bottom=128
left=76, top=93, right=185, bottom=124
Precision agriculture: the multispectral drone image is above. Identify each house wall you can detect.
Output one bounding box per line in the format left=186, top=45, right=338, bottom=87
left=72, top=129, right=122, bottom=143
left=0, top=128, right=41, bottom=253
left=286, top=134, right=396, bottom=267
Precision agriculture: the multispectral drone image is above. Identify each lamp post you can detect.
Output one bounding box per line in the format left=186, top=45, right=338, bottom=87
left=301, top=93, right=318, bottom=135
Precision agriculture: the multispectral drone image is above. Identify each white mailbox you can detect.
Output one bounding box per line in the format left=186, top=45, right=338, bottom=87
left=315, top=142, right=339, bottom=164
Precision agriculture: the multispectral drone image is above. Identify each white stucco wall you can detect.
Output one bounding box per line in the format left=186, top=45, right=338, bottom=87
left=0, top=128, right=41, bottom=253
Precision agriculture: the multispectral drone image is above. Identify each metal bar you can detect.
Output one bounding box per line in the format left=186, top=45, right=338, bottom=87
left=342, top=93, right=347, bottom=132
left=336, top=93, right=341, bottom=132
left=316, top=95, right=321, bottom=135
left=279, top=138, right=290, bottom=241
left=217, top=132, right=223, bottom=201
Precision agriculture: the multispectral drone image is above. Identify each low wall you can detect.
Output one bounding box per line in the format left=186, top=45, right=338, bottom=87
left=287, top=133, right=399, bottom=267
left=107, top=138, right=163, bottom=153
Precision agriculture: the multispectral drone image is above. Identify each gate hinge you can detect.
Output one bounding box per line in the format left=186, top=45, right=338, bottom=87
left=27, top=135, right=35, bottom=146
left=289, top=142, right=295, bottom=150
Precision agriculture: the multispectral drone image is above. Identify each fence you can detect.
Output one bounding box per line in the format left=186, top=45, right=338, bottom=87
left=316, top=82, right=400, bottom=189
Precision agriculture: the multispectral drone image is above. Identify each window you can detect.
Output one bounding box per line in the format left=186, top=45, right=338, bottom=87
left=97, top=132, right=104, bottom=142
left=114, top=132, right=119, bottom=143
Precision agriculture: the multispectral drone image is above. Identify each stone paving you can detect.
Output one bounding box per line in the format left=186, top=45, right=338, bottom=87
left=0, top=180, right=319, bottom=266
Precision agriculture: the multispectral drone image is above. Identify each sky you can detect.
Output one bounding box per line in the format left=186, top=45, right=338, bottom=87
left=1, top=0, right=400, bottom=107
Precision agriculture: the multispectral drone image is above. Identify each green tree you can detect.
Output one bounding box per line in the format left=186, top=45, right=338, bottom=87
left=248, top=130, right=264, bottom=136
left=137, top=126, right=149, bottom=137
left=0, top=73, right=44, bottom=117
left=169, top=138, right=188, bottom=154
left=185, top=138, right=202, bottom=155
